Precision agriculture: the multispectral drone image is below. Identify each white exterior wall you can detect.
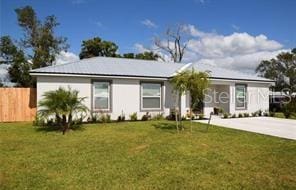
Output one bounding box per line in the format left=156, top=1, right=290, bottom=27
left=203, top=80, right=271, bottom=117
left=229, top=82, right=270, bottom=115
left=37, top=76, right=176, bottom=120
left=37, top=76, right=92, bottom=111
left=37, top=76, right=271, bottom=119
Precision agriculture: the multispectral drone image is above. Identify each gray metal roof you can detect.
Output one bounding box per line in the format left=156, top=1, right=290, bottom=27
left=30, top=56, right=185, bottom=78
left=190, top=62, right=274, bottom=82
left=30, top=56, right=273, bottom=82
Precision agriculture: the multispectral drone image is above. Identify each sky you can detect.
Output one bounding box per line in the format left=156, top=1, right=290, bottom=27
left=1, top=0, right=296, bottom=73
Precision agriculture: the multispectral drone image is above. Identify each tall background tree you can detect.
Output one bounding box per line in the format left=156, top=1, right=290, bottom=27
left=15, top=6, right=68, bottom=68
left=256, top=49, right=296, bottom=92
left=123, top=51, right=160, bottom=60
left=0, top=6, right=68, bottom=87
left=0, top=36, right=32, bottom=87
left=80, top=36, right=161, bottom=61
left=79, top=37, right=119, bottom=59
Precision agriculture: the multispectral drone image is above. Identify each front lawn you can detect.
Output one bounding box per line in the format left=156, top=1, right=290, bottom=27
left=1, top=121, right=295, bottom=189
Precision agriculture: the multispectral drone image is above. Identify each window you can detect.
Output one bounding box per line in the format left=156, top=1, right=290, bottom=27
left=141, top=83, right=162, bottom=110
left=235, top=84, right=247, bottom=109
left=93, top=81, right=111, bottom=111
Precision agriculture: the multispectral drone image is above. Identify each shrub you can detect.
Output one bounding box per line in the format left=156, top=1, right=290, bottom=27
left=88, top=113, right=99, bottom=123
left=270, top=112, right=275, bottom=117
left=141, top=112, right=151, bottom=121
left=117, top=115, right=125, bottom=122
left=257, top=109, right=262, bottom=116
left=198, top=114, right=205, bottom=120
left=98, top=114, right=106, bottom=123
left=117, top=111, right=126, bottom=122
left=251, top=112, right=257, bottom=117
left=243, top=113, right=249, bottom=117
left=238, top=113, right=243, bottom=118
left=167, top=110, right=178, bottom=120
left=38, top=87, right=88, bottom=134
left=213, top=107, right=219, bottom=115
left=106, top=114, right=111, bottom=123
left=282, top=105, right=292, bottom=118
left=263, top=112, right=269, bottom=117
left=152, top=113, right=164, bottom=120
left=33, top=114, right=45, bottom=126
left=130, top=112, right=137, bottom=121
left=282, top=97, right=296, bottom=118
left=231, top=114, right=236, bottom=118
left=223, top=113, right=229, bottom=119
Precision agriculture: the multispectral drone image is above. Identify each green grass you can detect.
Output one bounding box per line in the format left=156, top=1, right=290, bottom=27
left=274, top=112, right=296, bottom=120
left=1, top=121, right=295, bottom=189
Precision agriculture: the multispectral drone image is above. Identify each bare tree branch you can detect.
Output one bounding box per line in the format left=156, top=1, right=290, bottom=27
left=154, top=24, right=188, bottom=63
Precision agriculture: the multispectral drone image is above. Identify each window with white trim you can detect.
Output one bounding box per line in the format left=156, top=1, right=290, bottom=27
left=93, top=81, right=111, bottom=111
left=235, top=84, right=247, bottom=109
left=141, top=83, right=162, bottom=110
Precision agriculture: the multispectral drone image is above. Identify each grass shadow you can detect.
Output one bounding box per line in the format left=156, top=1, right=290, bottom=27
left=34, top=124, right=85, bottom=133
left=152, top=122, right=178, bottom=133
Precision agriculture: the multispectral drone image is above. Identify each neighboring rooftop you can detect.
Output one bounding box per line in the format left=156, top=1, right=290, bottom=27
left=30, top=56, right=274, bottom=82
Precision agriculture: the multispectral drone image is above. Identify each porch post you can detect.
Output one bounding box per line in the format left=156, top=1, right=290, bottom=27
left=229, top=83, right=236, bottom=114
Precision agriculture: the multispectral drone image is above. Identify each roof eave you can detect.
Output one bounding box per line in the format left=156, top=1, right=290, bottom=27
left=30, top=71, right=169, bottom=80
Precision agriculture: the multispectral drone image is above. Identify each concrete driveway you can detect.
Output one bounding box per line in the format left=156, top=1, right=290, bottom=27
left=196, top=116, right=296, bottom=140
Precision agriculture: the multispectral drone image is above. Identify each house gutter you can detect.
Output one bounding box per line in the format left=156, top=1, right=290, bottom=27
left=30, top=72, right=169, bottom=81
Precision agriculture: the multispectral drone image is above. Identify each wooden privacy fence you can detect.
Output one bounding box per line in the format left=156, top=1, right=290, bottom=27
left=0, top=88, right=37, bottom=122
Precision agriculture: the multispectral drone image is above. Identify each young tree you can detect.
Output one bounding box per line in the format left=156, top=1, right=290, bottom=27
left=256, top=49, right=296, bottom=92
left=79, top=37, right=119, bottom=59
left=15, top=6, right=68, bottom=68
left=170, top=69, right=210, bottom=132
left=38, top=87, right=89, bottom=135
left=154, top=25, right=188, bottom=63
left=0, top=36, right=32, bottom=87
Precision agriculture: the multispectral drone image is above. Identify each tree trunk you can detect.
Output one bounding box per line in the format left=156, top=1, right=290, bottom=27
left=55, top=113, right=62, bottom=126
left=62, top=114, right=67, bottom=135
left=190, top=107, right=193, bottom=133
left=175, top=109, right=179, bottom=132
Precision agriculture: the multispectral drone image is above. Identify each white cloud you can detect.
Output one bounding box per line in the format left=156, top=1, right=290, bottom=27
left=182, top=24, right=208, bottom=37
left=231, top=24, right=240, bottom=31
left=0, top=64, right=10, bottom=82
left=141, top=19, right=157, bottom=28
left=195, top=50, right=288, bottom=73
left=135, top=24, right=287, bottom=73
left=187, top=32, right=283, bottom=59
left=54, top=51, right=79, bottom=65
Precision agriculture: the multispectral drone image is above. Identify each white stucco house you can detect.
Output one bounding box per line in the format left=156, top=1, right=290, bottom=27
left=30, top=57, right=274, bottom=119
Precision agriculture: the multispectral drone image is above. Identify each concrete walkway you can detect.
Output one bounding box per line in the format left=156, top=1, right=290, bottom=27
left=195, top=116, right=296, bottom=140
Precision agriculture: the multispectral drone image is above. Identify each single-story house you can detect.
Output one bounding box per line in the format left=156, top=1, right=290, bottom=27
left=30, top=57, right=274, bottom=119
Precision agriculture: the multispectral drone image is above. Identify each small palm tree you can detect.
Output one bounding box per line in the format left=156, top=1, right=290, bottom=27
left=38, top=87, right=88, bottom=134
left=170, top=69, right=210, bottom=132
